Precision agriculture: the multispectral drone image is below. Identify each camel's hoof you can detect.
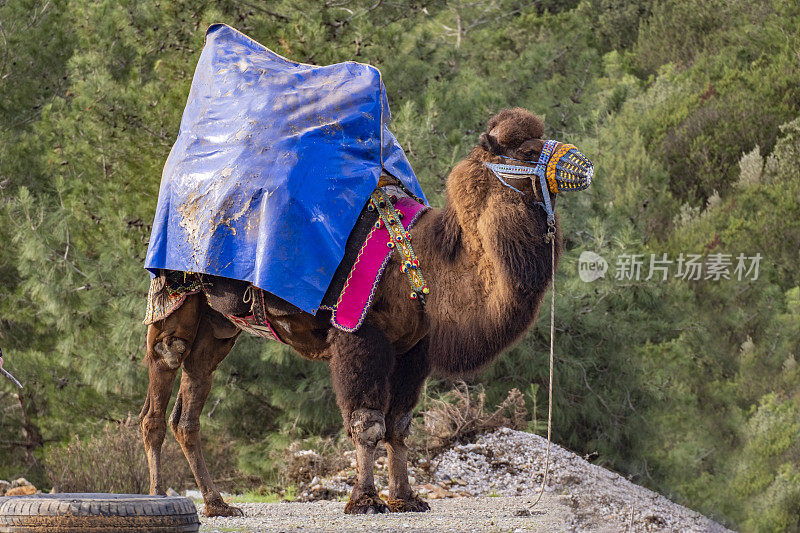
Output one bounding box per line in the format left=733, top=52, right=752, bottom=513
left=344, top=493, right=389, bottom=515
left=204, top=500, right=244, bottom=517
left=386, top=495, right=431, bottom=513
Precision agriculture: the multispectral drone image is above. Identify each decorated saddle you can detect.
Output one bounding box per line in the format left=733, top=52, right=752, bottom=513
left=143, top=24, right=431, bottom=336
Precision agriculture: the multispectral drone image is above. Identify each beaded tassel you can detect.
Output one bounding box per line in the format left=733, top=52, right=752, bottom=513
left=369, top=188, right=429, bottom=300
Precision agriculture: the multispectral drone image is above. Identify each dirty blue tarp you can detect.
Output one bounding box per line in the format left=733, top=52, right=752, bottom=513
left=144, top=24, right=427, bottom=314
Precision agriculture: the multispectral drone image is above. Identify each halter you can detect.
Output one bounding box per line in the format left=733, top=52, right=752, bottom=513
left=485, top=142, right=562, bottom=512
left=483, top=139, right=560, bottom=228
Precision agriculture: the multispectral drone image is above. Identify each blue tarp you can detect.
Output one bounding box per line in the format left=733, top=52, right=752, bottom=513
left=145, top=24, right=427, bottom=314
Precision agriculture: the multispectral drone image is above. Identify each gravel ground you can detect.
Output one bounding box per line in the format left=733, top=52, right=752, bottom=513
left=199, top=428, right=733, bottom=532
left=199, top=496, right=573, bottom=532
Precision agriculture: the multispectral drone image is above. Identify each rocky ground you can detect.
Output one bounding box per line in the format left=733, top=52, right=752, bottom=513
left=0, top=477, right=38, bottom=497
left=200, top=428, right=733, bottom=532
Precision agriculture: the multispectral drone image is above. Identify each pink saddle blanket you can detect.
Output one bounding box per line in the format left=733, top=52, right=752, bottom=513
left=323, top=196, right=427, bottom=331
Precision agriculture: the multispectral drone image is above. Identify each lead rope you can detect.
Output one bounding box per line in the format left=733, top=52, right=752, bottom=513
left=530, top=223, right=556, bottom=508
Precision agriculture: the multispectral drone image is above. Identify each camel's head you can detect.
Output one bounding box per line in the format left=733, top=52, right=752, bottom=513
left=477, top=108, right=593, bottom=208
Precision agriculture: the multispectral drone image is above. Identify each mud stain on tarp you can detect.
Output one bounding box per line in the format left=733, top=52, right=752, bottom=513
left=176, top=171, right=255, bottom=269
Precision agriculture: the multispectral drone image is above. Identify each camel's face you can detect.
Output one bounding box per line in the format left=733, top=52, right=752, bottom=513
left=478, top=108, right=555, bottom=206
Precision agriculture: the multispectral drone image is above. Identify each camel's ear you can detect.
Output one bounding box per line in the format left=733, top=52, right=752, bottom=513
left=480, top=108, right=545, bottom=156
left=479, top=131, right=503, bottom=155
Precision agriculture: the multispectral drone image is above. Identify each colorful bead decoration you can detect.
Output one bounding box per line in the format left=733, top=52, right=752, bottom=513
left=548, top=144, right=593, bottom=192
left=537, top=140, right=592, bottom=194
left=370, top=188, right=429, bottom=301
left=537, top=140, right=559, bottom=194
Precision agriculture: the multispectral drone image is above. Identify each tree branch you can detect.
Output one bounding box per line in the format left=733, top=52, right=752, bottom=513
left=238, top=1, right=289, bottom=22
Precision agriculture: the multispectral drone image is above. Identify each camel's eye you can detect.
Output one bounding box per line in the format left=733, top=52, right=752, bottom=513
left=514, top=139, right=544, bottom=161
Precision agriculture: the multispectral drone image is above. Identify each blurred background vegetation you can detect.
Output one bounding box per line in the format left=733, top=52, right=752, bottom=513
left=1, top=0, right=799, bottom=530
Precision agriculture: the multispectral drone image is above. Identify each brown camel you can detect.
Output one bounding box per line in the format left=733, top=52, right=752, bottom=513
left=139, top=108, right=563, bottom=516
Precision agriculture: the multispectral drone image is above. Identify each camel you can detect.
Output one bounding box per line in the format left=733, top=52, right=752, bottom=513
left=139, top=108, right=563, bottom=516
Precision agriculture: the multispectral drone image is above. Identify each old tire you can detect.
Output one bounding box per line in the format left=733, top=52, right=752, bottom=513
left=0, top=493, right=199, bottom=532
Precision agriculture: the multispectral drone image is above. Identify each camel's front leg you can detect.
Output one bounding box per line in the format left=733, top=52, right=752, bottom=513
left=328, top=324, right=394, bottom=514
left=171, top=312, right=241, bottom=518
left=385, top=338, right=430, bottom=512
left=385, top=428, right=429, bottom=512
left=347, top=408, right=388, bottom=514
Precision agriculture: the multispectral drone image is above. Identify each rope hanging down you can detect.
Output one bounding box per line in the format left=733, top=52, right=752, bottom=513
left=529, top=227, right=556, bottom=508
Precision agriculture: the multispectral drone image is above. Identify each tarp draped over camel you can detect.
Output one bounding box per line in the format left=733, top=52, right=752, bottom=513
left=144, top=23, right=426, bottom=314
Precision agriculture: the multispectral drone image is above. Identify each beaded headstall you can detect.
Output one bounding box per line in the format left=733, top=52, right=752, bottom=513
left=368, top=188, right=429, bottom=301
left=484, top=140, right=593, bottom=226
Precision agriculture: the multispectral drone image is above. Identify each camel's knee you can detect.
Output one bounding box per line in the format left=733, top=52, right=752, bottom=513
left=140, top=413, right=167, bottom=446
left=173, top=420, right=201, bottom=448
left=153, top=336, right=189, bottom=369
left=171, top=403, right=201, bottom=446
left=385, top=412, right=412, bottom=443
left=349, top=408, right=385, bottom=447
left=175, top=419, right=200, bottom=435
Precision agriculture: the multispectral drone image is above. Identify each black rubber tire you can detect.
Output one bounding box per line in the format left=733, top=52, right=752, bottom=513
left=0, top=493, right=199, bottom=532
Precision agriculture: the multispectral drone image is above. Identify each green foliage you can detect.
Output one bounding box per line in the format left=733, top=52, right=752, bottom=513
left=228, top=487, right=296, bottom=504
left=584, top=0, right=654, bottom=53
left=2, top=1, right=800, bottom=530
left=734, top=395, right=800, bottom=532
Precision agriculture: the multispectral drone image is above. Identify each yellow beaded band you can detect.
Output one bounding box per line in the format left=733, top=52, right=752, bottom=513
left=368, top=188, right=429, bottom=300
left=546, top=143, right=574, bottom=194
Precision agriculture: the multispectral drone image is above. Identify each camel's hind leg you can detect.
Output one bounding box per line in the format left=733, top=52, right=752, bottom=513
left=140, top=293, right=202, bottom=496
left=170, top=309, right=240, bottom=517
left=384, top=338, right=431, bottom=512
left=328, top=323, right=395, bottom=514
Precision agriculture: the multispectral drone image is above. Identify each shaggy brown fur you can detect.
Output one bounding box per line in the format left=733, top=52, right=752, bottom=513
left=140, top=108, right=562, bottom=517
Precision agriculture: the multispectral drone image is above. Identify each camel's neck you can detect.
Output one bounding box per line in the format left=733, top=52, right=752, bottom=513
left=421, top=154, right=560, bottom=376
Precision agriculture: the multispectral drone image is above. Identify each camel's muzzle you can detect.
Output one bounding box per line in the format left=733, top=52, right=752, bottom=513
left=541, top=141, right=593, bottom=194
